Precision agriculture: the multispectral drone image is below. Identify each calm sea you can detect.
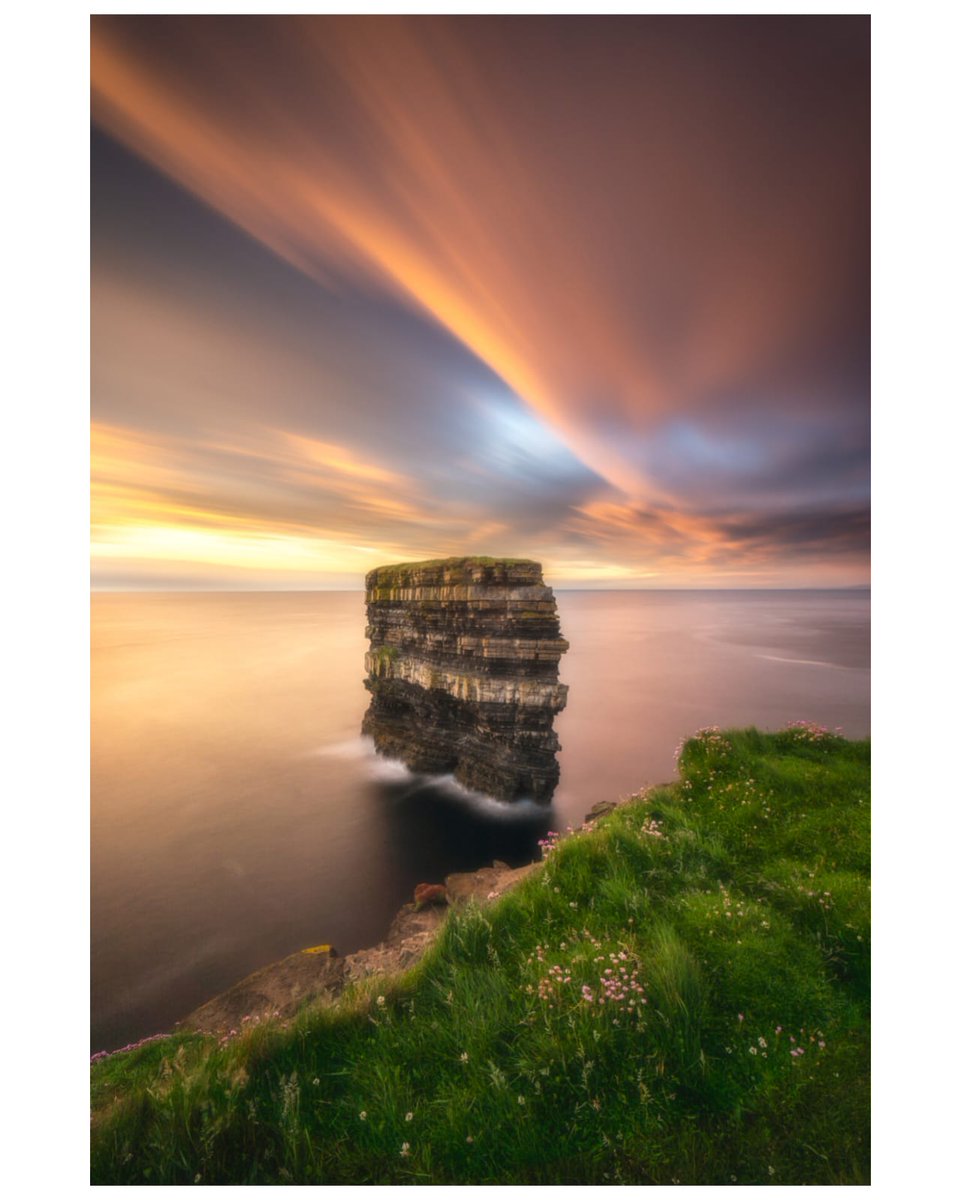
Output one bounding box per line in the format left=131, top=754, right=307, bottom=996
left=91, top=589, right=869, bottom=1051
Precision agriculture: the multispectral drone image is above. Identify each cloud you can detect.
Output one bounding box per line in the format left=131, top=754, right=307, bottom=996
left=567, top=495, right=869, bottom=583
left=91, top=420, right=598, bottom=585
left=91, top=16, right=869, bottom=504
left=90, top=17, right=870, bottom=587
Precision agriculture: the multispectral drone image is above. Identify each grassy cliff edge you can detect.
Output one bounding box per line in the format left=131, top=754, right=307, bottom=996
left=91, top=726, right=870, bottom=1184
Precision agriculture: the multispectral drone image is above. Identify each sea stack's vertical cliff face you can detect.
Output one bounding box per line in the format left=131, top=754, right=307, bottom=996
left=361, top=558, right=569, bottom=802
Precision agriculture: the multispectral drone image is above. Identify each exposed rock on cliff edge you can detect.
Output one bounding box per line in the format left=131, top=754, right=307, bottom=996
left=179, top=861, right=538, bottom=1035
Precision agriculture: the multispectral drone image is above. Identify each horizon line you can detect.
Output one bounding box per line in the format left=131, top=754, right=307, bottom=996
left=91, top=584, right=872, bottom=594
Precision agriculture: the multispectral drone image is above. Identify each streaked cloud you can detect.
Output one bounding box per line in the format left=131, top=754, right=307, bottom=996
left=91, top=16, right=869, bottom=588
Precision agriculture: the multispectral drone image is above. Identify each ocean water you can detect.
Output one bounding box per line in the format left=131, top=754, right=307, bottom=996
left=91, top=589, right=869, bottom=1051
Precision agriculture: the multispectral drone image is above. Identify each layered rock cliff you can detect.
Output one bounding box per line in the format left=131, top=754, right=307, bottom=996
left=361, top=557, right=569, bottom=802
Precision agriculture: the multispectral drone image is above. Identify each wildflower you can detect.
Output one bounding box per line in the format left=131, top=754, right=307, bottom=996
left=517, top=1095, right=526, bottom=1105
left=758, top=1036, right=767, bottom=1048
left=376, top=995, right=386, bottom=1006
left=466, top=1136, right=474, bottom=1144
left=359, top=1111, right=367, bottom=1121
left=399, top=1142, right=410, bottom=1158
left=460, top=1051, right=469, bottom=1062
left=768, top=1166, right=775, bottom=1176
left=738, top=1013, right=744, bottom=1023
left=313, top=1077, right=320, bottom=1086
left=405, top=1111, right=414, bottom=1122
left=749, top=1046, right=758, bottom=1056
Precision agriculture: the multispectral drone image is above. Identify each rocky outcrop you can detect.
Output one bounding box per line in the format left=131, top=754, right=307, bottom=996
left=361, top=557, right=569, bottom=802
left=178, top=945, right=346, bottom=1035
left=178, top=861, right=539, bottom=1034
left=413, top=882, right=448, bottom=909
left=175, top=806, right=629, bottom=1036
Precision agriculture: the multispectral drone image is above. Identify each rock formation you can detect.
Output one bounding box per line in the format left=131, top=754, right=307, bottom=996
left=178, top=861, right=539, bottom=1035
left=361, top=557, right=569, bottom=802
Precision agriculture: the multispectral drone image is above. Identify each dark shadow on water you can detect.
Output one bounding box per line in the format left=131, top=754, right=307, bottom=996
left=368, top=773, right=554, bottom=887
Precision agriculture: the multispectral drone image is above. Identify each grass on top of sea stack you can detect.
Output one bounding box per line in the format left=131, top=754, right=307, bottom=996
left=90, top=726, right=870, bottom=1185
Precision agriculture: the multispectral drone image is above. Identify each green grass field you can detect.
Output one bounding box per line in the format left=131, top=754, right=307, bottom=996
left=91, top=725, right=870, bottom=1184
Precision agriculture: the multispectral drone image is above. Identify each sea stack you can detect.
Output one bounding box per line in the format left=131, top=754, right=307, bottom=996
left=361, top=557, right=569, bottom=802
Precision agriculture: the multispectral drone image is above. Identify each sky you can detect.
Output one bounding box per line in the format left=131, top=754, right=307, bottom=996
left=90, top=14, right=869, bottom=590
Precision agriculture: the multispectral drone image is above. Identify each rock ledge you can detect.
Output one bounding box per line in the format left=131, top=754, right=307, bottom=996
left=178, top=860, right=539, bottom=1035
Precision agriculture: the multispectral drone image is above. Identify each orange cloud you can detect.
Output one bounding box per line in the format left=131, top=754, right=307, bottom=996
left=91, top=17, right=869, bottom=588
left=92, top=17, right=866, bottom=505
left=91, top=422, right=525, bottom=581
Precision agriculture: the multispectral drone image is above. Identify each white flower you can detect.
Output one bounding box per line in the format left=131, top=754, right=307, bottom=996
left=517, top=1095, right=526, bottom=1105
left=376, top=995, right=386, bottom=1006
left=405, top=1111, right=413, bottom=1122
left=359, top=1111, right=367, bottom=1120
left=460, top=1052, right=469, bottom=1062
left=400, top=1142, right=410, bottom=1158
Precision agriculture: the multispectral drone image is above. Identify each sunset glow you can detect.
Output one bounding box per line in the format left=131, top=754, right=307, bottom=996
left=91, top=16, right=869, bottom=589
